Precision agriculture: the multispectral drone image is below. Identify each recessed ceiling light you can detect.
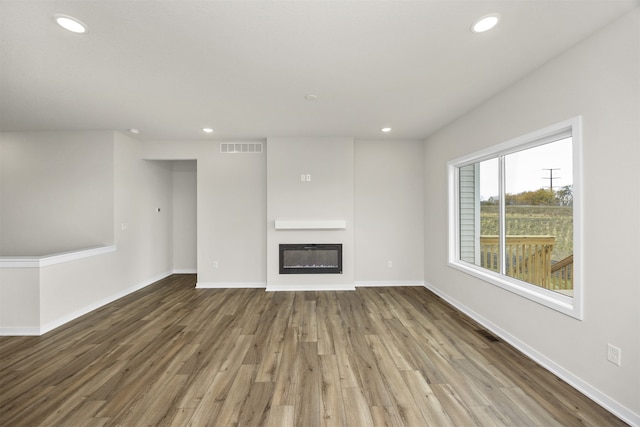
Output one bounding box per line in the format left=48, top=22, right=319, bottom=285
left=304, top=94, right=318, bottom=101
left=202, top=127, right=214, bottom=134
left=129, top=128, right=140, bottom=135
left=54, top=14, right=88, bottom=34
left=472, top=13, right=500, bottom=33
left=381, top=127, right=392, bottom=133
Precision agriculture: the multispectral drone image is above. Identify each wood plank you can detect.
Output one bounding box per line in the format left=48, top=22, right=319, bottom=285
left=301, top=300, right=318, bottom=343
left=318, top=354, right=347, bottom=426
left=0, top=275, right=626, bottom=427
left=342, top=387, right=375, bottom=427
left=327, top=295, right=361, bottom=389
left=293, top=342, right=321, bottom=426
left=237, top=381, right=274, bottom=426
left=271, top=327, right=300, bottom=406
left=431, top=383, right=479, bottom=426
left=254, top=293, right=294, bottom=382
left=401, top=369, right=456, bottom=426
left=499, top=386, right=564, bottom=427
left=365, top=334, right=426, bottom=426
left=316, top=292, right=336, bottom=355
left=370, top=405, right=404, bottom=426
left=266, top=405, right=295, bottom=427
left=215, top=363, right=257, bottom=426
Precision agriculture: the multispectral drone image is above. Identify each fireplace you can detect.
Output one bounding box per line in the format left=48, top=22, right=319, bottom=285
left=279, top=244, right=342, bottom=274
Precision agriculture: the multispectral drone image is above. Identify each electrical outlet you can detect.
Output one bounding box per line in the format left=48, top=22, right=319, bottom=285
left=387, top=260, right=393, bottom=268
left=213, top=261, right=219, bottom=269
left=607, top=344, right=622, bottom=366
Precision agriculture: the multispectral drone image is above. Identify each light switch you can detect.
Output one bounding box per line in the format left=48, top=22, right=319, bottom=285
left=306, top=174, right=311, bottom=182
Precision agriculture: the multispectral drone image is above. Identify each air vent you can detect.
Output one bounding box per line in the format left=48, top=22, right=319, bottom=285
left=220, top=142, right=263, bottom=154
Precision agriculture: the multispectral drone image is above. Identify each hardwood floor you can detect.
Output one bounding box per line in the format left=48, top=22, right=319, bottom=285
left=0, top=274, right=626, bottom=426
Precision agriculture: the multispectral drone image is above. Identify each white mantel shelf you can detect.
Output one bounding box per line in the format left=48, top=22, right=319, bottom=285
left=274, top=220, right=346, bottom=230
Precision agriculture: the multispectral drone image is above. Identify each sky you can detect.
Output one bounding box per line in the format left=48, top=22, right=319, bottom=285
left=479, top=137, right=573, bottom=200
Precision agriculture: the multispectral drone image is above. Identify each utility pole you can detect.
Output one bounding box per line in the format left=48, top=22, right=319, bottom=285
left=542, top=168, right=561, bottom=191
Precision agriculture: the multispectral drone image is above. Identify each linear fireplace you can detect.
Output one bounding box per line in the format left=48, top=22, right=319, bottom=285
left=279, top=244, right=343, bottom=274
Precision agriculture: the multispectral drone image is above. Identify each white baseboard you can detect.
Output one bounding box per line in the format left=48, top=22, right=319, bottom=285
left=266, top=284, right=356, bottom=292
left=423, top=281, right=640, bottom=427
left=196, top=282, right=358, bottom=292
left=39, top=271, right=173, bottom=335
left=196, top=282, right=267, bottom=289
left=173, top=268, right=197, bottom=274
left=355, top=280, right=425, bottom=287
left=0, top=326, right=41, bottom=336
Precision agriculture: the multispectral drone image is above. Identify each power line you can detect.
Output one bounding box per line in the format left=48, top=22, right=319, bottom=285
left=542, top=168, right=561, bottom=191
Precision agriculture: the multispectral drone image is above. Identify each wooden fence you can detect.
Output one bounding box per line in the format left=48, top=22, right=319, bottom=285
left=550, top=254, right=573, bottom=291
left=480, top=235, right=560, bottom=289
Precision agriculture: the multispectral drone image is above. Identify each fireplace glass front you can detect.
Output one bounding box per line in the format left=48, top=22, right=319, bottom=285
left=279, top=244, right=342, bottom=274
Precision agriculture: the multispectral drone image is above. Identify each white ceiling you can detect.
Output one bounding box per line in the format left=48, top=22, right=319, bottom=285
left=1, top=0, right=637, bottom=141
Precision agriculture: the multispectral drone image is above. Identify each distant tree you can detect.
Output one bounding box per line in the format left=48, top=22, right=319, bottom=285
left=555, top=185, right=573, bottom=206
left=483, top=186, right=573, bottom=207
left=506, top=188, right=556, bottom=206
left=482, top=196, right=499, bottom=205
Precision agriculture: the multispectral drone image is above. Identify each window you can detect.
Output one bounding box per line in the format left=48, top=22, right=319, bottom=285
left=448, top=117, right=582, bottom=319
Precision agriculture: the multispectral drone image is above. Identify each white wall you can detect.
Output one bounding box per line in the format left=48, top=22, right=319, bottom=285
left=37, top=133, right=175, bottom=331
left=142, top=138, right=426, bottom=290
left=0, top=268, right=40, bottom=333
left=34, top=133, right=176, bottom=332
left=172, top=160, right=197, bottom=273
left=1, top=132, right=177, bottom=334
left=0, top=10, right=635, bottom=423
left=354, top=140, right=424, bottom=284
left=266, top=137, right=355, bottom=290
left=0, top=131, right=114, bottom=255
left=113, top=133, right=174, bottom=285
left=140, top=140, right=267, bottom=286
left=423, top=9, right=639, bottom=422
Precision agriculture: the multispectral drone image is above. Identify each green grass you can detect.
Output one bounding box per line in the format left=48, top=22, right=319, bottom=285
left=481, top=205, right=573, bottom=261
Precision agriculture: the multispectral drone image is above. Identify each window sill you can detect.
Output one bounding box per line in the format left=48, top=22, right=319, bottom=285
left=448, top=260, right=582, bottom=320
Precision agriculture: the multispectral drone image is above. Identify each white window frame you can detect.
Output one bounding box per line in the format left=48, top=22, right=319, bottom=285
left=447, top=117, right=583, bottom=319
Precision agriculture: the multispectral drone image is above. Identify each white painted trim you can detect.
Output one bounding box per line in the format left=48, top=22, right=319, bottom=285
left=39, top=271, right=172, bottom=335
left=423, top=281, right=640, bottom=427
left=266, top=283, right=356, bottom=292
left=0, top=245, right=117, bottom=268
left=447, top=116, right=583, bottom=320
left=448, top=261, right=576, bottom=316
left=196, top=282, right=267, bottom=289
left=355, top=280, right=425, bottom=287
left=447, top=118, right=575, bottom=167
left=0, top=327, right=41, bottom=336
left=0, top=258, right=41, bottom=268
left=274, top=220, right=346, bottom=230
left=173, top=268, right=197, bottom=274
